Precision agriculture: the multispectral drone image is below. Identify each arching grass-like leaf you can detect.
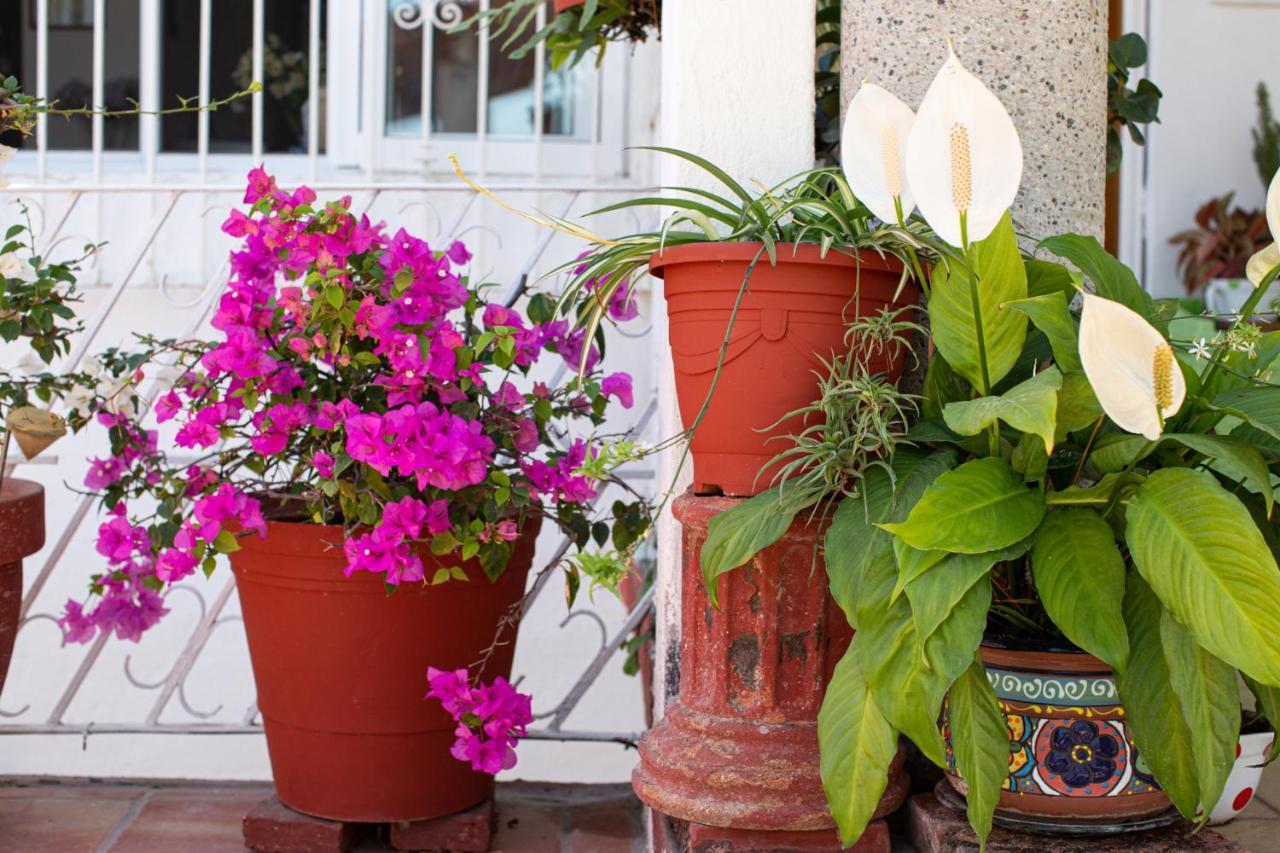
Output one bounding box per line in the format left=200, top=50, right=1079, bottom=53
left=1031, top=508, right=1128, bottom=671
left=1125, top=468, right=1280, bottom=686
left=818, top=640, right=899, bottom=848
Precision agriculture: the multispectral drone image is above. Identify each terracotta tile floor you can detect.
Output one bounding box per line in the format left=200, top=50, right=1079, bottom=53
left=0, top=778, right=644, bottom=852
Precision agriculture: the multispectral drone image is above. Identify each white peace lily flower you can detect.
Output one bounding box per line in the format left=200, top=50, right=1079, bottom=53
left=1079, top=293, right=1186, bottom=441
left=905, top=49, right=1023, bottom=248
left=1247, top=170, right=1280, bottom=287
left=841, top=83, right=917, bottom=225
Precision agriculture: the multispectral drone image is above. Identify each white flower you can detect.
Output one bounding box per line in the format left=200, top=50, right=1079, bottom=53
left=905, top=49, right=1023, bottom=248
left=1079, top=293, right=1186, bottom=441
left=0, top=252, right=22, bottom=280
left=1187, top=337, right=1212, bottom=359
left=841, top=83, right=916, bottom=225
left=1248, top=172, right=1280, bottom=287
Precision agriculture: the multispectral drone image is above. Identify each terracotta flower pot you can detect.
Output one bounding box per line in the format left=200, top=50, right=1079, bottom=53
left=230, top=516, right=539, bottom=823
left=554, top=0, right=586, bottom=12
left=942, top=644, right=1172, bottom=829
left=650, top=242, right=918, bottom=497
left=0, top=478, right=44, bottom=696
left=1208, top=730, right=1275, bottom=825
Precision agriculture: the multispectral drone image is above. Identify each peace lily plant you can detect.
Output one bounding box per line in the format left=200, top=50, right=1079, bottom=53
left=701, top=48, right=1280, bottom=849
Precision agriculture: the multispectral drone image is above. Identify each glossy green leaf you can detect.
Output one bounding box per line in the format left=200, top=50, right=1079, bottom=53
left=1031, top=509, right=1128, bottom=671
left=929, top=214, right=1028, bottom=391
left=1116, top=573, right=1201, bottom=818
left=943, top=367, right=1063, bottom=453
left=947, top=658, right=1010, bottom=850
left=1166, top=433, right=1273, bottom=515
left=825, top=467, right=896, bottom=628
left=881, top=457, right=1045, bottom=554
left=818, top=640, right=899, bottom=847
left=922, top=574, right=992, bottom=684
left=1160, top=611, right=1239, bottom=820
left=700, top=487, right=803, bottom=608
left=1088, top=433, right=1154, bottom=474
left=1046, top=472, right=1144, bottom=507
left=1025, top=258, right=1076, bottom=298
left=906, top=538, right=1033, bottom=640
left=1004, top=293, right=1082, bottom=372
left=1244, top=674, right=1280, bottom=764
left=891, top=538, right=947, bottom=602
left=1125, top=468, right=1280, bottom=686
left=1054, top=371, right=1103, bottom=439
left=1040, top=233, right=1162, bottom=331
left=1209, top=387, right=1280, bottom=443
left=922, top=352, right=970, bottom=422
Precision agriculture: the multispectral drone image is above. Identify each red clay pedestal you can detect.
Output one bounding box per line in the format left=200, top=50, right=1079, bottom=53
left=633, top=493, right=909, bottom=850
left=242, top=796, right=367, bottom=852
left=0, top=478, right=44, bottom=694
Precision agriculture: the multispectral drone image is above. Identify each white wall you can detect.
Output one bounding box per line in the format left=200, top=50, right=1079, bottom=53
left=1127, top=0, right=1280, bottom=298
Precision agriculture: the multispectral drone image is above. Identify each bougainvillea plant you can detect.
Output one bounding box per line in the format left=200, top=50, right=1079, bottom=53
left=56, top=169, right=651, bottom=771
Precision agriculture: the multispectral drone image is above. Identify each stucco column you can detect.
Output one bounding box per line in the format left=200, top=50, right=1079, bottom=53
left=841, top=0, right=1109, bottom=241
left=652, top=1, right=816, bottom=720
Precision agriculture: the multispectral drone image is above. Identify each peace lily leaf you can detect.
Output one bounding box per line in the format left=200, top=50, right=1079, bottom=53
left=1040, top=233, right=1161, bottom=331
left=1166, top=433, right=1273, bottom=516
left=825, top=466, right=897, bottom=627
left=891, top=538, right=947, bottom=602
left=1079, top=294, right=1186, bottom=441
left=928, top=214, right=1028, bottom=390
left=1243, top=674, right=1280, bottom=764
left=1046, top=472, right=1145, bottom=507
left=1208, top=386, right=1280, bottom=443
left=1025, top=257, right=1076, bottom=298
left=881, top=457, right=1045, bottom=554
left=841, top=83, right=916, bottom=225
left=922, top=573, right=992, bottom=683
left=700, top=486, right=802, bottom=609
left=1125, top=467, right=1280, bottom=686
left=947, top=658, right=1010, bottom=850
left=1116, top=573, right=1201, bottom=818
left=905, top=50, right=1022, bottom=248
left=1031, top=509, right=1128, bottom=671
left=922, top=353, right=970, bottom=422
left=907, top=538, right=1032, bottom=640
left=943, top=366, right=1063, bottom=453
left=818, top=640, right=899, bottom=847
left=886, top=448, right=961, bottom=524
left=1004, top=293, right=1082, bottom=372
left=1088, top=433, right=1155, bottom=475
left=1054, top=371, right=1103, bottom=439
left=1010, top=432, right=1048, bottom=482
left=1160, top=610, right=1239, bottom=820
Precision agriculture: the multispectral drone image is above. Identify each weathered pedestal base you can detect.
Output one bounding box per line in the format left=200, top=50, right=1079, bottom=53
left=654, top=809, right=892, bottom=852
left=242, top=796, right=493, bottom=852
left=908, top=783, right=1243, bottom=852
left=635, top=493, right=909, bottom=851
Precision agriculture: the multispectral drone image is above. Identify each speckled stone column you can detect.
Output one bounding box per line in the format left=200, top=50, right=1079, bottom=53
left=841, top=0, right=1108, bottom=241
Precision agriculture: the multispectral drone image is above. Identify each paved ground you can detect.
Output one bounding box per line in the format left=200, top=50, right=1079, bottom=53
left=0, top=770, right=1275, bottom=851
left=0, top=778, right=643, bottom=852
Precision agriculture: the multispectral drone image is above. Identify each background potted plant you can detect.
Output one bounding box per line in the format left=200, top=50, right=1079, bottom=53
left=1169, top=192, right=1271, bottom=317
left=702, top=50, right=1280, bottom=850
left=457, top=0, right=660, bottom=71
left=58, top=169, right=651, bottom=823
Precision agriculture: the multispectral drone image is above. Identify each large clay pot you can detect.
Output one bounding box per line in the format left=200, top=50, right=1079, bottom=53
left=942, top=643, right=1172, bottom=828
left=230, top=516, right=539, bottom=823
left=651, top=242, right=918, bottom=497
left=0, top=478, right=43, bottom=696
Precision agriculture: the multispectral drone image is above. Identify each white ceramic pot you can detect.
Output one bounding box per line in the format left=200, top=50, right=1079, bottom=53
left=1208, top=730, right=1274, bottom=825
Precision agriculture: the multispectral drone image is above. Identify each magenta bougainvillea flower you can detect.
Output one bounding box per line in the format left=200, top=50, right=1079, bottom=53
left=426, top=667, right=533, bottom=775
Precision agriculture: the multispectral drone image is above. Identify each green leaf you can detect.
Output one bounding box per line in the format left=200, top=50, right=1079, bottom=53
left=1040, top=233, right=1162, bottom=332
left=825, top=470, right=896, bottom=628
left=324, top=284, right=344, bottom=309
left=1031, top=509, right=1128, bottom=670
left=1024, top=258, right=1076, bottom=298
left=1088, top=433, right=1154, bottom=474
left=922, top=574, right=992, bottom=684
left=891, top=538, right=947, bottom=602
left=1116, top=573, right=1201, bottom=818
left=943, top=367, right=1063, bottom=453
left=922, top=353, right=970, bottom=422
left=1208, top=386, right=1280, bottom=443
left=1244, top=674, right=1280, bottom=764
left=818, top=640, right=900, bottom=847
left=1125, top=467, right=1280, bottom=686
left=1160, top=610, right=1239, bottom=820
left=928, top=213, right=1028, bottom=391
left=211, top=529, right=241, bottom=554
left=1054, top=371, right=1103, bottom=439
left=700, top=487, right=804, bottom=608
left=1003, top=293, right=1082, bottom=372
left=881, top=457, right=1045, bottom=554
left=947, top=658, right=1010, bottom=850
left=1166, top=433, right=1273, bottom=516
left=906, top=539, right=1032, bottom=640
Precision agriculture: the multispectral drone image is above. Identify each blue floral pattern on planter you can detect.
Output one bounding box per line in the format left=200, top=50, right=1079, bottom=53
left=1044, top=720, right=1120, bottom=788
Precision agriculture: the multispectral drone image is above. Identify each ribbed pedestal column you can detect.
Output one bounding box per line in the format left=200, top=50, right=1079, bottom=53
left=0, top=478, right=43, bottom=694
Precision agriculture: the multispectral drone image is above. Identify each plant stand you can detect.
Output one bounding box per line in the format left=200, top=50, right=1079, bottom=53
left=242, top=796, right=494, bottom=853
left=909, top=782, right=1242, bottom=852
left=0, top=478, right=44, bottom=695
left=633, top=492, right=909, bottom=852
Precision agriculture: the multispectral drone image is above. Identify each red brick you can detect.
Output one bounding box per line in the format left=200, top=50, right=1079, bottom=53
left=907, top=789, right=1245, bottom=852
left=389, top=798, right=493, bottom=852
left=492, top=803, right=562, bottom=852
left=685, top=819, right=887, bottom=852
left=242, top=795, right=366, bottom=852
left=113, top=790, right=265, bottom=852
left=0, top=788, right=140, bottom=852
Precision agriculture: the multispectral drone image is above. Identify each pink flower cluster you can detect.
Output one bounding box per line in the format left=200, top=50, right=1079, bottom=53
left=343, top=496, right=450, bottom=585
left=426, top=667, right=533, bottom=775
left=345, top=403, right=494, bottom=492
left=59, top=505, right=168, bottom=643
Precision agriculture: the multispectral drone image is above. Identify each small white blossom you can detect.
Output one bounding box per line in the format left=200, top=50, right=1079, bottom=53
left=1188, top=337, right=1213, bottom=359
